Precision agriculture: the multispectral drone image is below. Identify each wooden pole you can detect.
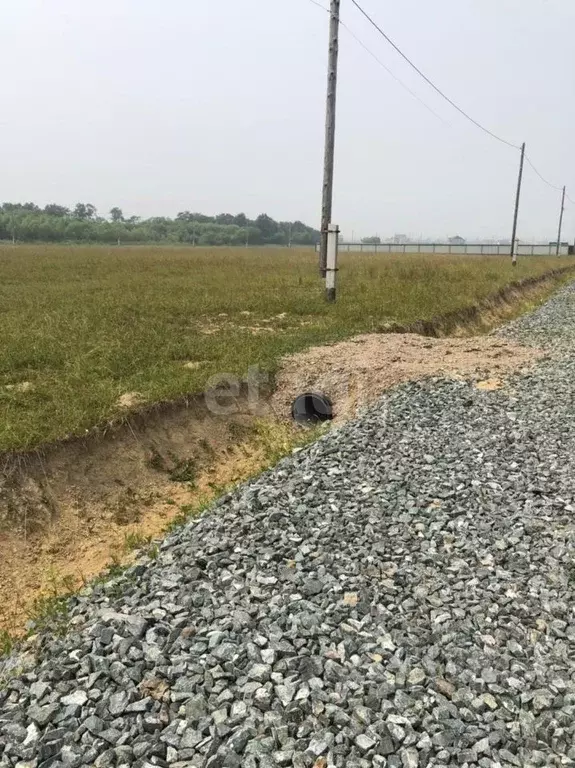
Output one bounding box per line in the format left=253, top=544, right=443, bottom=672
left=557, top=186, right=566, bottom=256
left=510, top=142, right=525, bottom=266
left=319, top=0, right=340, bottom=276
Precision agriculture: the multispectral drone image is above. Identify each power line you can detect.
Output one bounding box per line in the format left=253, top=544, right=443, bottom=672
left=524, top=155, right=564, bottom=192
left=306, top=0, right=330, bottom=11
left=305, top=0, right=444, bottom=121
left=340, top=20, right=446, bottom=122
left=307, top=0, right=572, bottom=241
left=349, top=0, right=520, bottom=150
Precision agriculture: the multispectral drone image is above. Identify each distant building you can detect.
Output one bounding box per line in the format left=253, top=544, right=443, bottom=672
left=448, top=235, right=466, bottom=245
left=391, top=234, right=410, bottom=244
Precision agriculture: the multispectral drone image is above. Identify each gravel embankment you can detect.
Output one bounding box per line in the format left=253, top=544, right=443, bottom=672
left=4, top=285, right=575, bottom=768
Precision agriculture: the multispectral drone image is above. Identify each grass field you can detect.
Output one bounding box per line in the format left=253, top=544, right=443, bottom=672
left=0, top=244, right=573, bottom=454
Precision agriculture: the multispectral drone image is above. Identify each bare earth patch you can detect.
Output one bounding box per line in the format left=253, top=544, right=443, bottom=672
left=271, top=332, right=544, bottom=421
left=197, top=313, right=315, bottom=336
left=475, top=377, right=505, bottom=391
left=0, top=331, right=544, bottom=636
left=116, top=391, right=145, bottom=409
left=0, top=399, right=296, bottom=636
left=4, top=382, right=34, bottom=393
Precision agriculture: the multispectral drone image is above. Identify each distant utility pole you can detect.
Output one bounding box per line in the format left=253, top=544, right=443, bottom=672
left=510, top=142, right=526, bottom=266
left=557, top=185, right=566, bottom=256
left=319, top=0, right=341, bottom=276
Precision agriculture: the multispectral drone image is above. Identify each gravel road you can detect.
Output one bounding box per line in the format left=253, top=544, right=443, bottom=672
left=4, top=285, right=575, bottom=768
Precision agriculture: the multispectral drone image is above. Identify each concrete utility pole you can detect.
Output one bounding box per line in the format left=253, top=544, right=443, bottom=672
left=556, top=186, right=566, bottom=256
left=510, top=142, right=526, bottom=266
left=319, top=0, right=341, bottom=276
left=325, top=224, right=339, bottom=302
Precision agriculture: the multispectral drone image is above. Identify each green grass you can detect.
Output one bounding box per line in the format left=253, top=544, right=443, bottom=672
left=0, top=244, right=573, bottom=453
left=27, top=572, right=77, bottom=636
left=123, top=530, right=152, bottom=552
left=0, top=630, right=13, bottom=657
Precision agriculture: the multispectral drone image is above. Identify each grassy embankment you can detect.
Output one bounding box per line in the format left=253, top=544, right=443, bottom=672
left=1, top=244, right=573, bottom=454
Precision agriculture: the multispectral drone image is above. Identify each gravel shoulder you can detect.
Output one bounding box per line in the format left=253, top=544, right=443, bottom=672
left=4, top=284, right=575, bottom=767
left=271, top=333, right=543, bottom=422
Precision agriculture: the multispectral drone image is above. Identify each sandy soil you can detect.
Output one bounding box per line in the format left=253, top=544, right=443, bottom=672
left=0, top=401, right=282, bottom=635
left=0, top=332, right=544, bottom=637
left=271, top=333, right=543, bottom=421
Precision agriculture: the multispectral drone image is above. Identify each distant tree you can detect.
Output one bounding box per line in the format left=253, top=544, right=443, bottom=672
left=147, top=217, right=170, bottom=239
left=73, top=203, right=96, bottom=220
left=2, top=202, right=40, bottom=213
left=255, top=213, right=277, bottom=242
left=361, top=236, right=381, bottom=245
left=215, top=213, right=235, bottom=226
left=44, top=204, right=70, bottom=217
left=176, top=211, right=213, bottom=224
left=245, top=226, right=262, bottom=245
left=65, top=219, right=93, bottom=241
left=192, top=213, right=213, bottom=224
left=294, top=230, right=317, bottom=245
left=0, top=201, right=320, bottom=246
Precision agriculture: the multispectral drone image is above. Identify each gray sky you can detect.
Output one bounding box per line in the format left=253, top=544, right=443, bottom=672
left=1, top=0, right=574, bottom=241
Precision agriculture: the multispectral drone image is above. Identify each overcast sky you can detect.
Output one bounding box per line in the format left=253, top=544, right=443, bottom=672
left=1, top=0, right=574, bottom=241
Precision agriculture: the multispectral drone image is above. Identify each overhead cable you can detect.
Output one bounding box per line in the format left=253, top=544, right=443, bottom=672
left=349, top=0, right=520, bottom=150
left=525, top=155, right=564, bottom=192
left=305, top=0, right=444, bottom=121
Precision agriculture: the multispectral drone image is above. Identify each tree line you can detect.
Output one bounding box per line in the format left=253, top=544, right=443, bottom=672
left=0, top=203, right=320, bottom=246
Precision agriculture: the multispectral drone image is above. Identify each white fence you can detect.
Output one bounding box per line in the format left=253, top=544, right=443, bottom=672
left=334, top=243, right=570, bottom=256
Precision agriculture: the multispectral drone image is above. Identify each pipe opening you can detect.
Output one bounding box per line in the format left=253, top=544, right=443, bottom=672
left=291, top=392, right=333, bottom=425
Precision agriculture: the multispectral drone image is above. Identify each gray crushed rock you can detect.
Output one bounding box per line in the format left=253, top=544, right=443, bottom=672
left=4, top=284, right=575, bottom=767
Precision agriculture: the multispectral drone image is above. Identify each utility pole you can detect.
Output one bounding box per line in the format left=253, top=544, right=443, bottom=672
left=319, top=0, right=341, bottom=276
left=510, top=142, right=526, bottom=266
left=556, top=186, right=566, bottom=256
